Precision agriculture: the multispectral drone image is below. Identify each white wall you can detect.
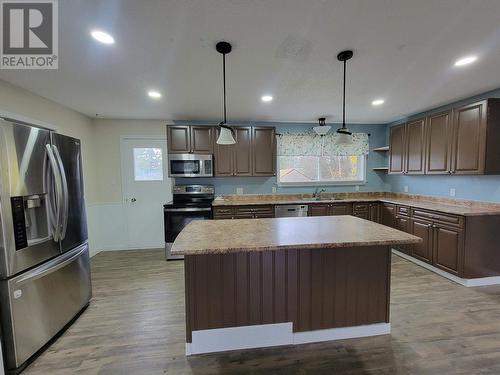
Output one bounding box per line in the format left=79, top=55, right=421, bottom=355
left=0, top=79, right=101, bottom=255
left=90, top=119, right=170, bottom=252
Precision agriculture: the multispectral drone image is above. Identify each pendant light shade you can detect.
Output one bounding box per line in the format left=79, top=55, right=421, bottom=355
left=313, top=117, right=331, bottom=136
left=215, top=41, right=236, bottom=145
left=336, top=50, right=353, bottom=145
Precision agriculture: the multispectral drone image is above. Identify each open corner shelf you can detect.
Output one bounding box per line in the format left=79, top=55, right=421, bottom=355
left=372, top=146, right=389, bottom=152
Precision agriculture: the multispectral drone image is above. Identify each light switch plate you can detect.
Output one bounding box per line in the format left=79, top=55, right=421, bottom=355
left=236, top=187, right=244, bottom=195
left=404, top=185, right=409, bottom=193
left=272, top=186, right=277, bottom=194
left=449, top=188, right=456, bottom=197
left=355, top=185, right=360, bottom=191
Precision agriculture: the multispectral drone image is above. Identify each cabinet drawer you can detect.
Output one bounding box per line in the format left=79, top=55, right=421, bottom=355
left=353, top=203, right=369, bottom=212
left=213, top=214, right=233, bottom=220
left=251, top=205, right=274, bottom=214
left=397, top=205, right=410, bottom=216
left=213, top=207, right=234, bottom=216
left=411, top=208, right=464, bottom=227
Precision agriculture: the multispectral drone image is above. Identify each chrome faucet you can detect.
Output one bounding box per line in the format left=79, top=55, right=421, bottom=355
left=313, top=188, right=326, bottom=198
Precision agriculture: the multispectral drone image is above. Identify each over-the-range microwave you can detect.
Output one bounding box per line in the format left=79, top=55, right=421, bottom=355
left=167, top=153, right=213, bottom=177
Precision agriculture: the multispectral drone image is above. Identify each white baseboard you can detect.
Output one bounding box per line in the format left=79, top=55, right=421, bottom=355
left=186, top=322, right=390, bottom=356
left=392, top=249, right=500, bottom=287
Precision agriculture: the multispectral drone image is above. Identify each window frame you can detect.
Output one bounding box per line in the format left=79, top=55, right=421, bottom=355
left=276, top=143, right=367, bottom=187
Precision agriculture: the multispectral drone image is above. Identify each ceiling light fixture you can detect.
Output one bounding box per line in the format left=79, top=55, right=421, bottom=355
left=454, top=55, right=477, bottom=67
left=261, top=95, right=273, bottom=102
left=215, top=41, right=236, bottom=145
left=148, top=91, right=162, bottom=99
left=372, top=99, right=385, bottom=106
left=336, top=50, right=354, bottom=145
left=313, top=117, right=331, bottom=136
left=90, top=30, right=115, bottom=45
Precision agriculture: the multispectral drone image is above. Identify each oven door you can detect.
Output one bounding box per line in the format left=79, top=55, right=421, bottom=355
left=164, top=207, right=212, bottom=243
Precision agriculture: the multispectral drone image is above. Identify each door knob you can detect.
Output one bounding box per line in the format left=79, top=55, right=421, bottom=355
left=131, top=198, right=137, bottom=203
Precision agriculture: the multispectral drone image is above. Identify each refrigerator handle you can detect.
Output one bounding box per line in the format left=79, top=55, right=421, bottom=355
left=44, top=144, right=63, bottom=242
left=52, top=145, right=69, bottom=241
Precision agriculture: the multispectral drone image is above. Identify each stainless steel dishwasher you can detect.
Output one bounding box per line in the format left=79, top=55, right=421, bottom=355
left=275, top=204, right=308, bottom=217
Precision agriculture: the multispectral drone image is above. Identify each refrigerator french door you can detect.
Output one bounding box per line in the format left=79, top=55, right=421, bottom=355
left=0, top=119, right=91, bottom=371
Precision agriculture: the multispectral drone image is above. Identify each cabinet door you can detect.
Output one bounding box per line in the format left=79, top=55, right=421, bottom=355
left=406, top=118, right=426, bottom=174
left=252, top=127, right=276, bottom=176
left=389, top=124, right=406, bottom=174
left=426, top=111, right=452, bottom=174
left=369, top=204, right=380, bottom=223
left=352, top=211, right=369, bottom=220
left=451, top=101, right=487, bottom=174
left=395, top=215, right=411, bottom=254
left=380, top=203, right=396, bottom=228
left=410, top=218, right=433, bottom=263
left=190, top=126, right=213, bottom=154
left=309, top=204, right=329, bottom=216
left=330, top=204, right=352, bottom=216
left=433, top=224, right=463, bottom=276
left=167, top=126, right=190, bottom=153
left=233, top=127, right=253, bottom=176
left=214, top=128, right=234, bottom=176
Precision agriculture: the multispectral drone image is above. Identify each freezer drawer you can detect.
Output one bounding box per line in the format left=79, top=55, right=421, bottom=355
left=0, top=243, right=91, bottom=369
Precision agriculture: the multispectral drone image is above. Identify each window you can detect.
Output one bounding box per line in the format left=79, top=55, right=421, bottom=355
left=133, top=147, right=163, bottom=181
left=277, top=133, right=368, bottom=186
left=278, top=155, right=366, bottom=186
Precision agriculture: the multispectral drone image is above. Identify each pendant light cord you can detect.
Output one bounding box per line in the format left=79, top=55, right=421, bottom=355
left=222, top=53, right=227, bottom=124
left=342, top=58, right=346, bottom=129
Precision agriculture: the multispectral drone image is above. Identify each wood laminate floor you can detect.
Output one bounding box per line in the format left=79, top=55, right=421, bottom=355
left=23, top=249, right=500, bottom=375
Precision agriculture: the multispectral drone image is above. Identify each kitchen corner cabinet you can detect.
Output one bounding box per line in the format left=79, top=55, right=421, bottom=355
left=389, top=98, right=500, bottom=176
left=167, top=125, right=213, bottom=154
left=214, top=126, right=276, bottom=177
left=380, top=203, right=396, bottom=228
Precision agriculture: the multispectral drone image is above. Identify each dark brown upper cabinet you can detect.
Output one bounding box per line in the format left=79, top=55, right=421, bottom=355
left=405, top=118, right=426, bottom=174
left=252, top=127, right=276, bottom=176
left=389, top=124, right=406, bottom=174
left=167, top=125, right=213, bottom=154
left=425, top=110, right=452, bottom=174
left=214, top=126, right=276, bottom=177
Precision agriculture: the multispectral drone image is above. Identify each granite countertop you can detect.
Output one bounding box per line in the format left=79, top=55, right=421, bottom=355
left=170, top=215, right=422, bottom=256
left=212, top=193, right=500, bottom=216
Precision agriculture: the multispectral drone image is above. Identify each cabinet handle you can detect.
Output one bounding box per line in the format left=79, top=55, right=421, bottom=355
left=452, top=171, right=456, bottom=174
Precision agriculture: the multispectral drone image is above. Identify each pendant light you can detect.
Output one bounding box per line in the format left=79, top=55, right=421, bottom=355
left=336, top=50, right=353, bottom=145
left=215, top=41, right=236, bottom=145
left=313, top=117, right=331, bottom=136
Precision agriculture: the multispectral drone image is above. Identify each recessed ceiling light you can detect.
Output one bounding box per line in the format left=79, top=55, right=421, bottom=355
left=372, top=99, right=385, bottom=106
left=261, top=95, right=273, bottom=102
left=148, top=91, right=162, bottom=99
left=91, top=30, right=115, bottom=45
left=454, top=55, right=477, bottom=67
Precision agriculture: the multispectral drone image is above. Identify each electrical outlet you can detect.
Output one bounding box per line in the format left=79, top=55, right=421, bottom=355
left=404, top=185, right=409, bottom=193
left=272, top=186, right=277, bottom=194
left=449, top=188, right=456, bottom=197
left=355, top=185, right=360, bottom=191
left=236, top=187, right=244, bottom=195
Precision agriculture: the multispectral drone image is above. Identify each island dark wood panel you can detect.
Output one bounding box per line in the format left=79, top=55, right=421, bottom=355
left=184, top=246, right=391, bottom=342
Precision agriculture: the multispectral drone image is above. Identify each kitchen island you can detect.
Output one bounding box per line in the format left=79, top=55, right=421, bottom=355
left=171, top=215, right=421, bottom=355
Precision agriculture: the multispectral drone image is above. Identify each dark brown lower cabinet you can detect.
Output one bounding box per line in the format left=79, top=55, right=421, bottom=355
left=381, top=203, right=396, bottom=228
left=308, top=203, right=352, bottom=216
left=433, top=224, right=463, bottom=276
left=410, top=218, right=433, bottom=263
left=213, top=205, right=274, bottom=220
left=394, top=215, right=411, bottom=254
left=369, top=203, right=380, bottom=223
left=330, top=203, right=352, bottom=216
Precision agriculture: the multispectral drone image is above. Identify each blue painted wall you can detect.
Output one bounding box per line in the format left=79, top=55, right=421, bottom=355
left=385, top=87, right=500, bottom=202
left=174, top=121, right=389, bottom=195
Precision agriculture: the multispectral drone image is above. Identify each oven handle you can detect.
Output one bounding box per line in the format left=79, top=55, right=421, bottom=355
left=164, top=207, right=212, bottom=212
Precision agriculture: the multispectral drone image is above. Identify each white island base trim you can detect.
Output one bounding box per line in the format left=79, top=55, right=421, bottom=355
left=393, top=249, right=500, bottom=287
left=186, top=322, right=391, bottom=356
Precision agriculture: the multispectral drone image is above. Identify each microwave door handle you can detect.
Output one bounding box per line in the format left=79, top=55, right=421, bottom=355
left=44, top=144, right=63, bottom=242
left=52, top=145, right=69, bottom=240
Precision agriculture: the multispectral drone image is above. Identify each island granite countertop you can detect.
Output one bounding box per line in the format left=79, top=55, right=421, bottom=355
left=171, top=215, right=422, bottom=256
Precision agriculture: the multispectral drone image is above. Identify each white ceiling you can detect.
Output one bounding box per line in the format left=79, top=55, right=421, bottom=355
left=1, top=0, right=500, bottom=123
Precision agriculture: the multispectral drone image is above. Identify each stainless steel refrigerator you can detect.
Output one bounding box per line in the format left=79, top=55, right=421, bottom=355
left=0, top=118, right=92, bottom=372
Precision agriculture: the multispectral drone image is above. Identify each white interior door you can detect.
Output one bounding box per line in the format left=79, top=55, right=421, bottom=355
left=121, top=138, right=172, bottom=249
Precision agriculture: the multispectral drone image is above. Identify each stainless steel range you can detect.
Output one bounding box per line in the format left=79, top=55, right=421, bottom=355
left=0, top=118, right=92, bottom=372
left=164, top=185, right=214, bottom=260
